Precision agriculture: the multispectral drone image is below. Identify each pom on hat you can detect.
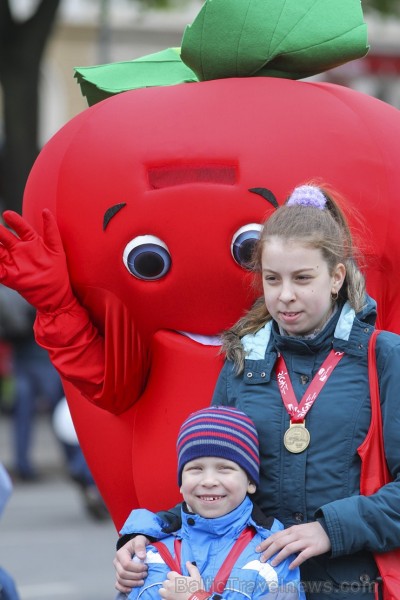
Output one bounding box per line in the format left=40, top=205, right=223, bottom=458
left=286, top=185, right=327, bottom=210
left=177, top=406, right=259, bottom=486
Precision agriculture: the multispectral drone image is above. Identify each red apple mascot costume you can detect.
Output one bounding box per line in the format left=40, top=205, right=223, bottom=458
left=1, top=1, right=400, bottom=531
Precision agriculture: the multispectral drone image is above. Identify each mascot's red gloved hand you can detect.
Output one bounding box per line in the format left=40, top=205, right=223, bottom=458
left=0, top=209, right=75, bottom=312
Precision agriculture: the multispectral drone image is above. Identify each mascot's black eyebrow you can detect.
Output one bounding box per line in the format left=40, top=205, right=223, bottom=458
left=248, top=188, right=279, bottom=208
left=103, top=203, right=127, bottom=231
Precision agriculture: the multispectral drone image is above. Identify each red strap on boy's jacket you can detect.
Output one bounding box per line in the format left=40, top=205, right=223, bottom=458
left=358, top=329, right=400, bottom=600
left=153, top=537, right=182, bottom=573
left=153, top=526, right=256, bottom=594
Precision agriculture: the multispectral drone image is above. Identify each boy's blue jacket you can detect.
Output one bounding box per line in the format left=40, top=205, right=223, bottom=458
left=119, top=496, right=304, bottom=600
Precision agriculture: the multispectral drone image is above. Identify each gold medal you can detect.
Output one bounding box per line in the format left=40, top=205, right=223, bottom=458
left=284, top=421, right=310, bottom=453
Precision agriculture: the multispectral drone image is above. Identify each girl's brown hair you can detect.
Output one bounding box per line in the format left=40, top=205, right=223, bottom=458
left=222, top=183, right=366, bottom=371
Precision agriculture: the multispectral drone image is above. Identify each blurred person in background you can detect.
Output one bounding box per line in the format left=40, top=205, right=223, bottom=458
left=0, top=284, right=62, bottom=482
left=52, top=396, right=110, bottom=521
left=0, top=285, right=109, bottom=520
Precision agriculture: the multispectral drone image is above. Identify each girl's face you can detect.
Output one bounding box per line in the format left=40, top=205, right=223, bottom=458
left=261, top=236, right=346, bottom=337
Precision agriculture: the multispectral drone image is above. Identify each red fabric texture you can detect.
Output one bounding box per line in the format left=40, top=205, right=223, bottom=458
left=34, top=291, right=149, bottom=414
left=358, top=331, right=400, bottom=600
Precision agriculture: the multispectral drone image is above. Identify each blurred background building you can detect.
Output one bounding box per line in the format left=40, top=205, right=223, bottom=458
left=0, top=0, right=203, bottom=214
left=29, top=0, right=205, bottom=150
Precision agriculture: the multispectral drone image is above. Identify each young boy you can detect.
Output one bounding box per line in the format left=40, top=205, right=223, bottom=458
left=115, top=406, right=304, bottom=600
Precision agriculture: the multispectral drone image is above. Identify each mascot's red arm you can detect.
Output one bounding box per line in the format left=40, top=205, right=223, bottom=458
left=0, top=199, right=151, bottom=526
left=34, top=292, right=149, bottom=415
left=0, top=209, right=149, bottom=415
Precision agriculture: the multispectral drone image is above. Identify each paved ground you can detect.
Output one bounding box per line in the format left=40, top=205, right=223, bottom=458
left=0, top=411, right=118, bottom=600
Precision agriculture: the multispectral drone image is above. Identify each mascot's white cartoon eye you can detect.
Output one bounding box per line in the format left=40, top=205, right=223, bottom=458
left=231, top=224, right=263, bottom=269
left=123, top=235, right=171, bottom=280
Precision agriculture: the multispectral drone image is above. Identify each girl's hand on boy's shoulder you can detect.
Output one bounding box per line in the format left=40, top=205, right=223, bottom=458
left=114, top=536, right=150, bottom=593
left=159, top=562, right=204, bottom=600
left=256, top=522, right=331, bottom=569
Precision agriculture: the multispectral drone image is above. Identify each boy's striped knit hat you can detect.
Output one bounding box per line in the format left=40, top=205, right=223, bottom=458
left=177, top=406, right=259, bottom=485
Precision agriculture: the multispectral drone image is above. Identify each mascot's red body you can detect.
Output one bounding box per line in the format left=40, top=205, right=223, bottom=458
left=21, top=77, right=400, bottom=529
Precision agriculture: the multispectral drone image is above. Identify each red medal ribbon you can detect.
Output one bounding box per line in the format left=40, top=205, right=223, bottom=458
left=275, top=349, right=344, bottom=423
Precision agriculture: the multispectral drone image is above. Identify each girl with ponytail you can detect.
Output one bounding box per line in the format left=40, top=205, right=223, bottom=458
left=213, top=183, right=400, bottom=598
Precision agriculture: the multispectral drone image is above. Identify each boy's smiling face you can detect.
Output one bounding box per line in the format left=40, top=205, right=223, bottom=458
left=180, top=457, right=256, bottom=518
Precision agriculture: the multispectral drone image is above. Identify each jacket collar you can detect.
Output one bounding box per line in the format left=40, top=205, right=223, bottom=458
left=242, top=296, right=377, bottom=363
left=180, top=495, right=255, bottom=539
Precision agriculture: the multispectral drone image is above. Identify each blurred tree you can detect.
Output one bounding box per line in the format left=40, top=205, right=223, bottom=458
left=363, top=0, right=400, bottom=16
left=135, top=0, right=190, bottom=8
left=0, top=0, right=61, bottom=213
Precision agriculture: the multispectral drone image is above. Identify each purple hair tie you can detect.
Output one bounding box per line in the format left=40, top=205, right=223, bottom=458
left=287, top=185, right=327, bottom=210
